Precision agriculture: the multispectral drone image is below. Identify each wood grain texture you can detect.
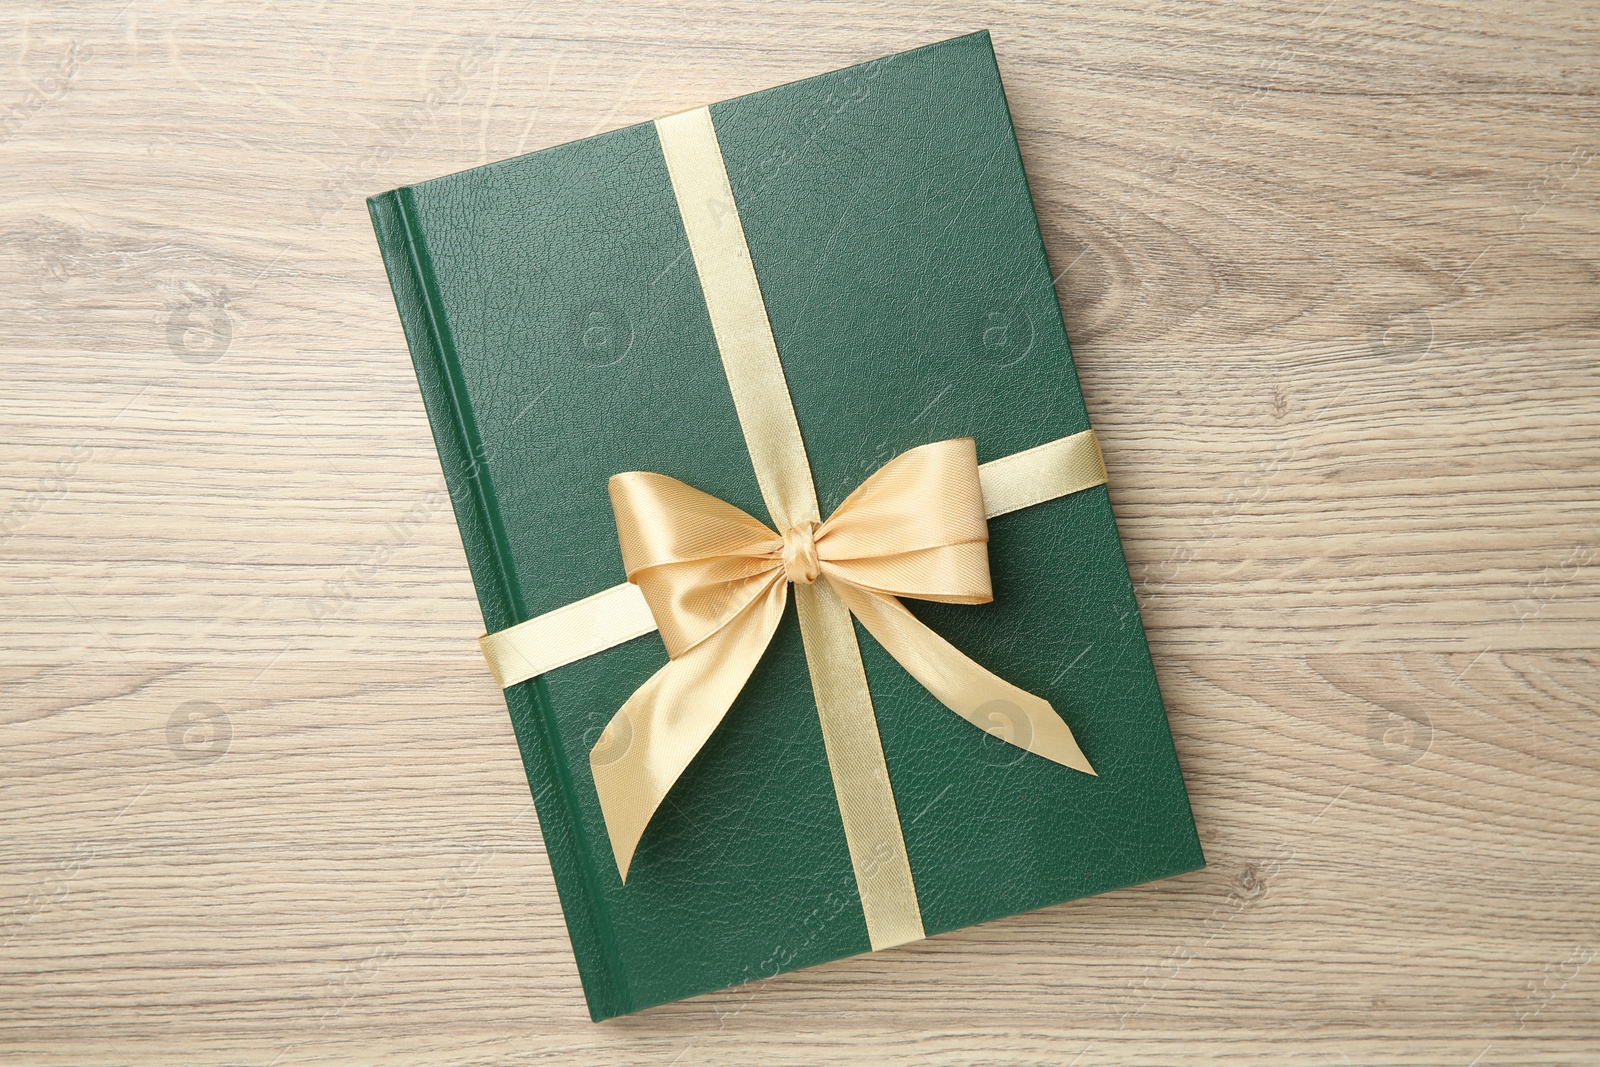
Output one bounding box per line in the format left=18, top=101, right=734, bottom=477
left=2, top=1, right=1597, bottom=1063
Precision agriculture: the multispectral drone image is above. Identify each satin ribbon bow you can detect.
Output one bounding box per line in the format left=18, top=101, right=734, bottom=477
left=592, top=436, right=1096, bottom=879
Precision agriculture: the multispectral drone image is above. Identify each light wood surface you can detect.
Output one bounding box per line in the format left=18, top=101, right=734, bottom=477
left=3, top=2, right=1597, bottom=1064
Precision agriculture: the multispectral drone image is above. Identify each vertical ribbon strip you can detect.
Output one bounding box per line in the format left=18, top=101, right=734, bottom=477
left=654, top=107, right=926, bottom=950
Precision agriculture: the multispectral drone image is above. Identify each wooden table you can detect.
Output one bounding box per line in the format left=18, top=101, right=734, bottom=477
left=4, top=2, right=1596, bottom=1063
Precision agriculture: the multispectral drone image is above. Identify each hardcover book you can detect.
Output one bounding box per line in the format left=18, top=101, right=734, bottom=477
left=368, top=30, right=1202, bottom=1020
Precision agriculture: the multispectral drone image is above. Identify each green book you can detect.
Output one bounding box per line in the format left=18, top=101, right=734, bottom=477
left=368, top=30, right=1202, bottom=1020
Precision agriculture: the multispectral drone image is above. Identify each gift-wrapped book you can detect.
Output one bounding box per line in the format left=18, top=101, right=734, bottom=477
left=368, top=29, right=1202, bottom=1020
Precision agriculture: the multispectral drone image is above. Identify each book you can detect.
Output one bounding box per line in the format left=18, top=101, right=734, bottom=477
left=368, top=29, right=1203, bottom=1020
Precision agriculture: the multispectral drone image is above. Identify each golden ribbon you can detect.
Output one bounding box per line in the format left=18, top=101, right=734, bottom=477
left=477, top=106, right=1107, bottom=951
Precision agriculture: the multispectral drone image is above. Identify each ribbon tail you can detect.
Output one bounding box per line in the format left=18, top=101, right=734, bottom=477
left=590, top=577, right=788, bottom=881
left=832, top=583, right=1096, bottom=776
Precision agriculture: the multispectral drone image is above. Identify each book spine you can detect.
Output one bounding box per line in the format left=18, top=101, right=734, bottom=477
left=366, top=188, right=628, bottom=1020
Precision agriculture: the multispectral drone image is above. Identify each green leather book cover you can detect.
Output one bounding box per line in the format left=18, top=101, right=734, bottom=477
left=368, top=30, right=1202, bottom=1020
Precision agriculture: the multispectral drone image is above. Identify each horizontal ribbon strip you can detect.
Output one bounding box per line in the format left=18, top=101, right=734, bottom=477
left=480, top=428, right=1106, bottom=689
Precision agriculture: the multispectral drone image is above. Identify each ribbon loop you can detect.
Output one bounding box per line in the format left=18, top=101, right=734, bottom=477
left=820, top=438, right=989, bottom=561
left=608, top=471, right=780, bottom=657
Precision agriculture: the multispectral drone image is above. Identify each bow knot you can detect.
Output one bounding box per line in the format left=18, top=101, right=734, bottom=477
left=595, top=437, right=1094, bottom=879
left=781, top=520, right=821, bottom=584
